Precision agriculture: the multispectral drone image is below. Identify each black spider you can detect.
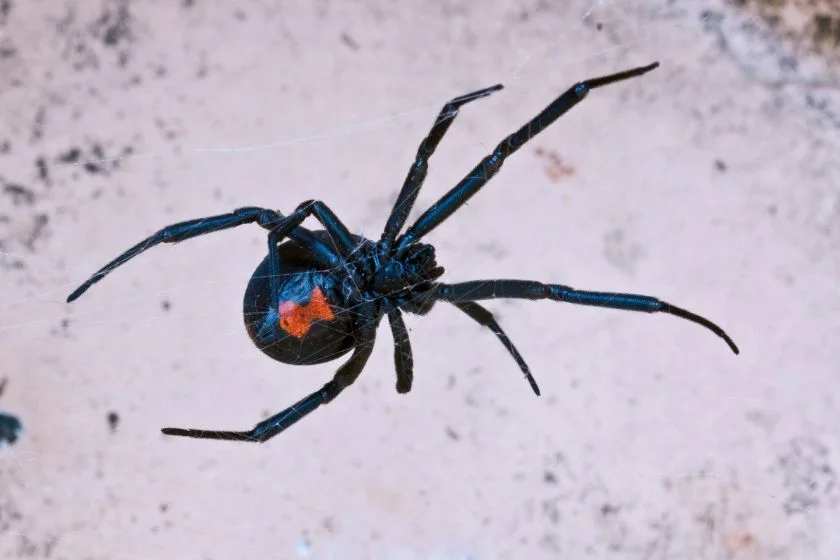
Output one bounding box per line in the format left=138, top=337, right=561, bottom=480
left=67, top=62, right=739, bottom=444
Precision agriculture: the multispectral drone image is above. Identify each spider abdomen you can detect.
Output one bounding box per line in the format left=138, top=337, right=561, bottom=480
left=243, top=241, right=356, bottom=366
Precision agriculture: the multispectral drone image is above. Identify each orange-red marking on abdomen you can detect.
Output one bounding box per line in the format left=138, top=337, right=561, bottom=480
left=278, top=287, right=335, bottom=338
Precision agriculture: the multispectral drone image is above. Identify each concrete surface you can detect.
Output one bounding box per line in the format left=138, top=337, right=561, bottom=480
left=1, top=0, right=839, bottom=558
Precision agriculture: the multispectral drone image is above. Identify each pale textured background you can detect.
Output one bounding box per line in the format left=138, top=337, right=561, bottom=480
left=2, top=0, right=839, bottom=558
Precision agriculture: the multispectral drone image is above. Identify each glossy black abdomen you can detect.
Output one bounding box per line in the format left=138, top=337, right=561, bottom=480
left=243, top=238, right=356, bottom=365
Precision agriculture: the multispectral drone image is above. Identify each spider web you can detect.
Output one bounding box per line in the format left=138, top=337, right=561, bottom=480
left=2, top=0, right=840, bottom=559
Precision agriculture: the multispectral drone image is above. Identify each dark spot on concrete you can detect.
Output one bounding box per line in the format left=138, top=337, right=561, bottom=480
left=341, top=32, right=360, bottom=50
left=0, top=42, right=17, bottom=59
left=93, top=3, right=132, bottom=48
left=17, top=534, right=58, bottom=558
left=31, top=107, right=45, bottom=143
left=700, top=9, right=722, bottom=26
left=600, top=503, right=620, bottom=516
left=0, top=377, right=6, bottom=397
left=812, top=13, right=840, bottom=48
left=596, top=22, right=603, bottom=31
left=159, top=503, right=169, bottom=513
left=0, top=412, right=22, bottom=447
left=475, top=241, right=509, bottom=259
left=161, top=299, right=171, bottom=311
left=0, top=0, right=11, bottom=24
left=50, top=318, right=71, bottom=337
left=814, top=13, right=831, bottom=37
left=107, top=411, right=120, bottom=432
left=0, top=140, right=10, bottom=154
left=58, top=147, right=82, bottom=164
left=233, top=9, right=246, bottom=21
left=543, top=471, right=557, bottom=484
left=25, top=213, right=48, bottom=250
left=715, top=159, right=727, bottom=171
left=805, top=92, right=840, bottom=129
left=56, top=144, right=120, bottom=176
left=62, top=28, right=100, bottom=72
left=767, top=204, right=778, bottom=216
left=196, top=58, right=208, bottom=79
left=541, top=497, right=561, bottom=525
left=84, top=161, right=102, bottom=174
left=35, top=156, right=49, bottom=184
left=603, top=226, right=644, bottom=274
left=534, top=146, right=575, bottom=182
left=445, top=426, right=460, bottom=441
left=182, top=0, right=194, bottom=7
left=777, top=436, right=838, bottom=515
left=155, top=118, right=179, bottom=141
left=0, top=257, right=24, bottom=270
left=3, top=183, right=35, bottom=205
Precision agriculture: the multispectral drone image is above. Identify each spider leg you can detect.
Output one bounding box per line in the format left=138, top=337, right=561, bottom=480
left=380, top=84, right=503, bottom=248
left=274, top=200, right=358, bottom=258
left=436, top=280, right=739, bottom=354
left=66, top=207, right=336, bottom=302
left=260, top=200, right=360, bottom=308
left=451, top=301, right=540, bottom=396
left=162, top=302, right=378, bottom=443
left=396, top=62, right=659, bottom=252
left=387, top=310, right=414, bottom=393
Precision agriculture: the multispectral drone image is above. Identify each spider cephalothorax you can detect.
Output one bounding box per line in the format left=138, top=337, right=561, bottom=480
left=368, top=241, right=444, bottom=314
left=67, top=61, right=739, bottom=444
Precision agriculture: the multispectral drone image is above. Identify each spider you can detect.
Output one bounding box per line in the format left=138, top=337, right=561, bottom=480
left=67, top=62, right=739, bottom=444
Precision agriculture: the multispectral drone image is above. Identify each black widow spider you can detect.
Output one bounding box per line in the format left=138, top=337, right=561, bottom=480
left=67, top=61, right=739, bottom=444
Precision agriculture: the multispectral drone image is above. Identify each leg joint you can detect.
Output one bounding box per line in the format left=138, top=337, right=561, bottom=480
left=296, top=199, right=318, bottom=212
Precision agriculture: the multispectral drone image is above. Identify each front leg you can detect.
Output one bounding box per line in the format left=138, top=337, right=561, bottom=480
left=66, top=206, right=337, bottom=302
left=380, top=84, right=504, bottom=247
left=397, top=62, right=660, bottom=250
left=436, top=280, right=739, bottom=354
left=67, top=207, right=283, bottom=302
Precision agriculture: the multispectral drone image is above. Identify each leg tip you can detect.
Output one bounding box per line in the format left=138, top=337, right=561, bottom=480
left=527, top=375, right=541, bottom=396
left=725, top=336, right=740, bottom=355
